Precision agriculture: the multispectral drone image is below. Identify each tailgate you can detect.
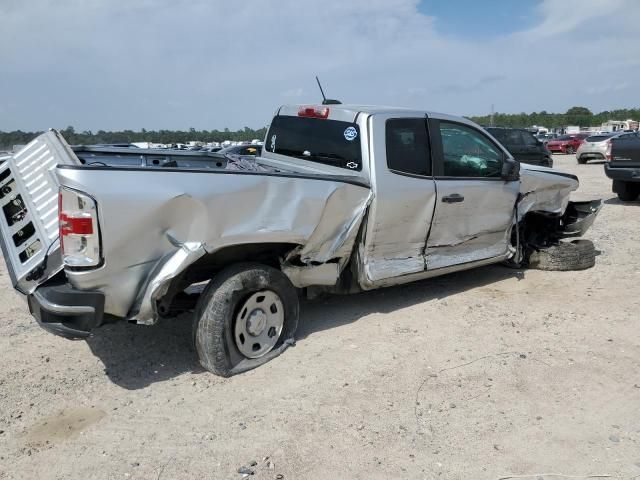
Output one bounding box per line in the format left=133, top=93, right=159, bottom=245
left=611, top=139, right=640, bottom=167
left=0, top=130, right=81, bottom=294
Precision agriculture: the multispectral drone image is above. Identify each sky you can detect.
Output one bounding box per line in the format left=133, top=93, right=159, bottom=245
left=1, top=0, right=639, bottom=131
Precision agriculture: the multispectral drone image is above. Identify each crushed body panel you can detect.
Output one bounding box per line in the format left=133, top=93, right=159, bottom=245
left=56, top=165, right=372, bottom=321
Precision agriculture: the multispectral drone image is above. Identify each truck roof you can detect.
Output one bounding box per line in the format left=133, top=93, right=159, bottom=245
left=276, top=104, right=477, bottom=126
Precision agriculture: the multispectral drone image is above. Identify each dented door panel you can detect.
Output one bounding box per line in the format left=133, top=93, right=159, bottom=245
left=426, top=179, right=519, bottom=269
left=358, top=114, right=437, bottom=287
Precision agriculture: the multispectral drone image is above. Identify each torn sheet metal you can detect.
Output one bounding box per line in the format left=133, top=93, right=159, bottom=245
left=560, top=200, right=602, bottom=237
left=128, top=231, right=207, bottom=324
left=281, top=262, right=341, bottom=289
left=517, top=164, right=578, bottom=217
left=56, top=166, right=372, bottom=319
left=297, top=188, right=373, bottom=263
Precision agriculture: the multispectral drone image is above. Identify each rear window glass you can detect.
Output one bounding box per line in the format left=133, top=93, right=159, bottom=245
left=264, top=116, right=362, bottom=171
left=487, top=129, right=509, bottom=142
left=585, top=135, right=612, bottom=142
left=385, top=119, right=431, bottom=176
left=557, top=135, right=574, bottom=140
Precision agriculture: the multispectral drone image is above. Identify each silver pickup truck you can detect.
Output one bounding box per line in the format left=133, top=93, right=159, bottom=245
left=0, top=104, right=601, bottom=376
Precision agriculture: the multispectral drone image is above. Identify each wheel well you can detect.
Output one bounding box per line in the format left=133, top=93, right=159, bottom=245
left=157, top=243, right=299, bottom=317
left=184, top=243, right=299, bottom=285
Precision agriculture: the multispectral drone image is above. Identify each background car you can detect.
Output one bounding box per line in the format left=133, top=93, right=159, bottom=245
left=575, top=132, right=620, bottom=164
left=546, top=133, right=590, bottom=154
left=486, top=127, right=553, bottom=167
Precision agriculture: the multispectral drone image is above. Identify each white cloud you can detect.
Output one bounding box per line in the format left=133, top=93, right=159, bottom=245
left=0, top=0, right=639, bottom=130
left=521, top=0, right=628, bottom=38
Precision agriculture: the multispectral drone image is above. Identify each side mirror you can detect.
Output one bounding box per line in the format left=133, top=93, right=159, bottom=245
left=501, top=156, right=520, bottom=181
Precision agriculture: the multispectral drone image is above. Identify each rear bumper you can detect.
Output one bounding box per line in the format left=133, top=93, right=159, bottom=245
left=547, top=145, right=566, bottom=152
left=577, top=151, right=605, bottom=161
left=27, top=283, right=105, bottom=339
left=605, top=163, right=640, bottom=182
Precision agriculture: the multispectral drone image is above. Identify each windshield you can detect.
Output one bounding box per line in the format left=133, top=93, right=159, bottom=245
left=264, top=116, right=362, bottom=171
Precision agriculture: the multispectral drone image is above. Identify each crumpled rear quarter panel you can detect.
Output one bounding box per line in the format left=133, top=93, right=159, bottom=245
left=56, top=168, right=371, bottom=318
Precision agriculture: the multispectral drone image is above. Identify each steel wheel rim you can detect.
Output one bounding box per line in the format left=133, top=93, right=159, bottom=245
left=234, top=290, right=284, bottom=359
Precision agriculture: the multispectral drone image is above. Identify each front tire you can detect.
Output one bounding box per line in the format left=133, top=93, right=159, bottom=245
left=528, top=239, right=595, bottom=271
left=577, top=156, right=587, bottom=164
left=193, top=263, right=299, bottom=377
left=566, top=146, right=575, bottom=155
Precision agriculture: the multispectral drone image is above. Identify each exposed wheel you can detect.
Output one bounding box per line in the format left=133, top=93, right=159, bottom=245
left=193, top=263, right=299, bottom=377
left=528, top=239, right=595, bottom=271
left=613, top=180, right=640, bottom=202
left=577, top=156, right=587, bottom=164
left=566, top=146, right=575, bottom=155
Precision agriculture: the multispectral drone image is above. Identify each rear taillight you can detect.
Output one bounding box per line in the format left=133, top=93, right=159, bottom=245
left=297, top=106, right=330, bottom=119
left=58, top=187, right=101, bottom=267
left=605, top=139, right=612, bottom=161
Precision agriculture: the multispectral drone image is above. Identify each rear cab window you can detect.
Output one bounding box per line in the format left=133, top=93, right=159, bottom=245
left=264, top=116, right=362, bottom=171
left=385, top=118, right=431, bottom=176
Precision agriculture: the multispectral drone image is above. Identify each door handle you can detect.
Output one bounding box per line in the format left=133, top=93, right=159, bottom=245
left=442, top=193, right=465, bottom=203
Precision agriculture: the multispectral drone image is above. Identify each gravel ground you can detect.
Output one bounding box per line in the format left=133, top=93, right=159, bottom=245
left=0, top=155, right=639, bottom=480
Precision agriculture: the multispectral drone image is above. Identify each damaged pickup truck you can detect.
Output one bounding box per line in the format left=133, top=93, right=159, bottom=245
left=0, top=105, right=601, bottom=376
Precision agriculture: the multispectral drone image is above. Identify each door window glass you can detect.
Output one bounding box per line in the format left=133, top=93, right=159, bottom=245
left=439, top=122, right=503, bottom=178
left=385, top=119, right=431, bottom=176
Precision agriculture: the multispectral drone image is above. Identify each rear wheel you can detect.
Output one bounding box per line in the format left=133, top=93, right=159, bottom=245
left=566, top=146, right=575, bottom=155
left=614, top=180, right=640, bottom=202
left=193, top=263, right=299, bottom=377
left=528, top=239, right=595, bottom=271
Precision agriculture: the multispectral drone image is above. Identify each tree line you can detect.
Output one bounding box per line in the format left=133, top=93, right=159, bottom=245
left=469, top=106, right=640, bottom=129
left=0, top=126, right=268, bottom=150
left=2, top=106, right=639, bottom=150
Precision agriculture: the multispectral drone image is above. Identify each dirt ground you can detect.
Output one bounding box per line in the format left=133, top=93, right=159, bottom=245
left=0, top=154, right=639, bottom=480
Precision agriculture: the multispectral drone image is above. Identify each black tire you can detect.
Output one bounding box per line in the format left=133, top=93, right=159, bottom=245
left=577, top=156, right=587, bottom=164
left=528, top=239, right=595, bottom=271
left=614, top=180, right=640, bottom=202
left=566, top=146, right=575, bottom=155
left=193, top=263, right=299, bottom=377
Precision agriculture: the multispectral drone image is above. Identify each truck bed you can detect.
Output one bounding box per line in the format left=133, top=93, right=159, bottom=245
left=0, top=132, right=372, bottom=324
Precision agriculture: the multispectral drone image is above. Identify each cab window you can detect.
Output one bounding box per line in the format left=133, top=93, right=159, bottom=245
left=439, top=122, right=503, bottom=178
left=385, top=118, right=431, bottom=176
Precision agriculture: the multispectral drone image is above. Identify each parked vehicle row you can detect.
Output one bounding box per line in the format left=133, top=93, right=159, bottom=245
left=486, top=127, right=553, bottom=167
left=546, top=133, right=591, bottom=155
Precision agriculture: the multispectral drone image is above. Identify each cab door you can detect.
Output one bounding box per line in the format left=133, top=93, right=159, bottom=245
left=425, top=119, right=519, bottom=270
left=358, top=114, right=437, bottom=286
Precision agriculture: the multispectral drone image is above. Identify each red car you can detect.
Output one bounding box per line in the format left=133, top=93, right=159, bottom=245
left=546, top=133, right=590, bottom=154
